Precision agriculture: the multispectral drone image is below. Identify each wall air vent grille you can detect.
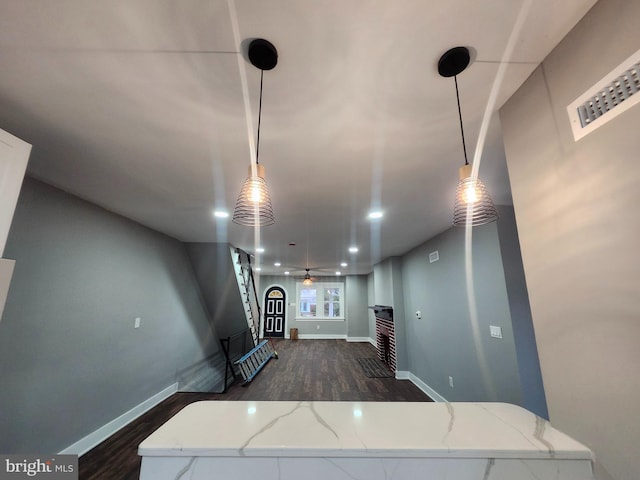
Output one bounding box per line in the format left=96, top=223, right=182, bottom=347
left=576, top=64, right=639, bottom=126
left=567, top=48, right=640, bottom=141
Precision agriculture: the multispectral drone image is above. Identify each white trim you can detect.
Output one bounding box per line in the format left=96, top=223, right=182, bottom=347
left=407, top=373, right=448, bottom=402
left=59, top=383, right=178, bottom=456
left=0, top=128, right=31, bottom=257
left=295, top=281, right=345, bottom=320
left=262, top=284, right=289, bottom=339
left=379, top=370, right=449, bottom=403
left=298, top=334, right=347, bottom=340
left=296, top=318, right=345, bottom=322
left=368, top=337, right=376, bottom=347
left=346, top=336, right=370, bottom=342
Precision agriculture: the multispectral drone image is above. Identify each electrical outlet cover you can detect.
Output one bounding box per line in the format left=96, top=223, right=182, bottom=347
left=490, top=325, right=503, bottom=339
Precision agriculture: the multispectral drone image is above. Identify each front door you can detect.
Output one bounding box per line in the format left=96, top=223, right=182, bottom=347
left=263, top=286, right=286, bottom=338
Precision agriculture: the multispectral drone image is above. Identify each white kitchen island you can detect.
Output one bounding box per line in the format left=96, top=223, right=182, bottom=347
left=138, top=401, right=594, bottom=480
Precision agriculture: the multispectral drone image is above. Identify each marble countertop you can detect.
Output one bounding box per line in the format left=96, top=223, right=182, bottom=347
left=138, top=401, right=592, bottom=460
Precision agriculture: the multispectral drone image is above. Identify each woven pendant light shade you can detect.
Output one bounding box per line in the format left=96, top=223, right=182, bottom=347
left=453, top=165, right=498, bottom=227
left=232, top=164, right=275, bottom=226
left=438, top=46, right=498, bottom=228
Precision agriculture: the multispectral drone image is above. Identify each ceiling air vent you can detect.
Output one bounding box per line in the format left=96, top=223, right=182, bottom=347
left=567, top=48, right=640, bottom=141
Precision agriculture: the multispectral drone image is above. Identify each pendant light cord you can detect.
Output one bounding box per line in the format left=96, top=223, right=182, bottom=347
left=256, top=69, right=264, bottom=164
left=454, top=75, right=469, bottom=166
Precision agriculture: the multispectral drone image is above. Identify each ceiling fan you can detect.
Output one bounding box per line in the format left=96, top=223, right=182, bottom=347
left=281, top=239, right=344, bottom=282
left=285, top=265, right=343, bottom=282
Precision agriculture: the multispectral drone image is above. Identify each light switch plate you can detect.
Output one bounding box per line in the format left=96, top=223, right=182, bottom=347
left=490, top=325, right=502, bottom=339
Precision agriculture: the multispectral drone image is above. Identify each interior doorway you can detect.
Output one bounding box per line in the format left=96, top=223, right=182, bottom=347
left=263, top=286, right=286, bottom=338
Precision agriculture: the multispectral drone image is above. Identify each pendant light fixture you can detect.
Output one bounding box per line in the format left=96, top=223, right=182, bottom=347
left=302, top=239, right=312, bottom=285
left=302, top=268, right=313, bottom=286
left=438, top=46, right=498, bottom=227
left=232, top=39, right=277, bottom=227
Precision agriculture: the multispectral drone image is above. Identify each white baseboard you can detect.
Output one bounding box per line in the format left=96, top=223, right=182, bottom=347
left=368, top=337, right=376, bottom=347
left=298, top=334, right=347, bottom=340
left=407, top=373, right=448, bottom=402
left=395, top=370, right=410, bottom=380
left=59, top=382, right=178, bottom=456
left=291, top=334, right=375, bottom=343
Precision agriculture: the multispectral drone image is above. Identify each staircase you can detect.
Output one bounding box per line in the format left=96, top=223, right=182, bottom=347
left=230, top=246, right=261, bottom=347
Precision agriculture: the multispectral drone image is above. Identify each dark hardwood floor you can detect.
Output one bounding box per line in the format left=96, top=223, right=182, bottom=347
left=78, top=339, right=432, bottom=479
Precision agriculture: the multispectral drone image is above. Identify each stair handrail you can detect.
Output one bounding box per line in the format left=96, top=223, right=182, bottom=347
left=245, top=253, right=263, bottom=342
left=235, top=248, right=261, bottom=346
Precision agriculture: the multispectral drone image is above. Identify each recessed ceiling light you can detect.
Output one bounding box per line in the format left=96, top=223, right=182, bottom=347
left=255, top=267, right=262, bottom=271
left=340, top=262, right=348, bottom=267
left=284, top=271, right=290, bottom=275
left=349, top=246, right=359, bottom=253
left=335, top=271, right=341, bottom=276
left=213, top=210, right=229, bottom=218
left=274, top=262, right=281, bottom=267
left=367, top=211, right=383, bottom=219
left=256, top=247, right=265, bottom=253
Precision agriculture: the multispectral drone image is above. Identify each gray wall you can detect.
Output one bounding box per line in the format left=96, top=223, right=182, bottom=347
left=373, top=259, right=394, bottom=307
left=399, top=222, right=524, bottom=405
left=0, top=178, right=217, bottom=453
left=345, top=275, right=369, bottom=338
left=185, top=243, right=246, bottom=339
left=495, top=205, right=547, bottom=418
left=500, top=0, right=640, bottom=477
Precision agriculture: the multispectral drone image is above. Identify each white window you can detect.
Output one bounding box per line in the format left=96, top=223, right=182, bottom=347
left=296, top=282, right=344, bottom=320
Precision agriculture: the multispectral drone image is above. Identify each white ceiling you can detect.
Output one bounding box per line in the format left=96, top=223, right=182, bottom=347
left=0, top=0, right=597, bottom=275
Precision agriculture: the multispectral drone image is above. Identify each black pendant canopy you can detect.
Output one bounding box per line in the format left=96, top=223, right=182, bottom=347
left=248, top=38, right=278, bottom=70
left=438, top=46, right=470, bottom=78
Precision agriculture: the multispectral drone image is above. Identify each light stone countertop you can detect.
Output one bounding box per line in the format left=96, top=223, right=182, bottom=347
left=138, top=401, right=592, bottom=460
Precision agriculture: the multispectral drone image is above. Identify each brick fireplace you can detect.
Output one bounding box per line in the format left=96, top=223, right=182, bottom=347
left=372, top=305, right=396, bottom=373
